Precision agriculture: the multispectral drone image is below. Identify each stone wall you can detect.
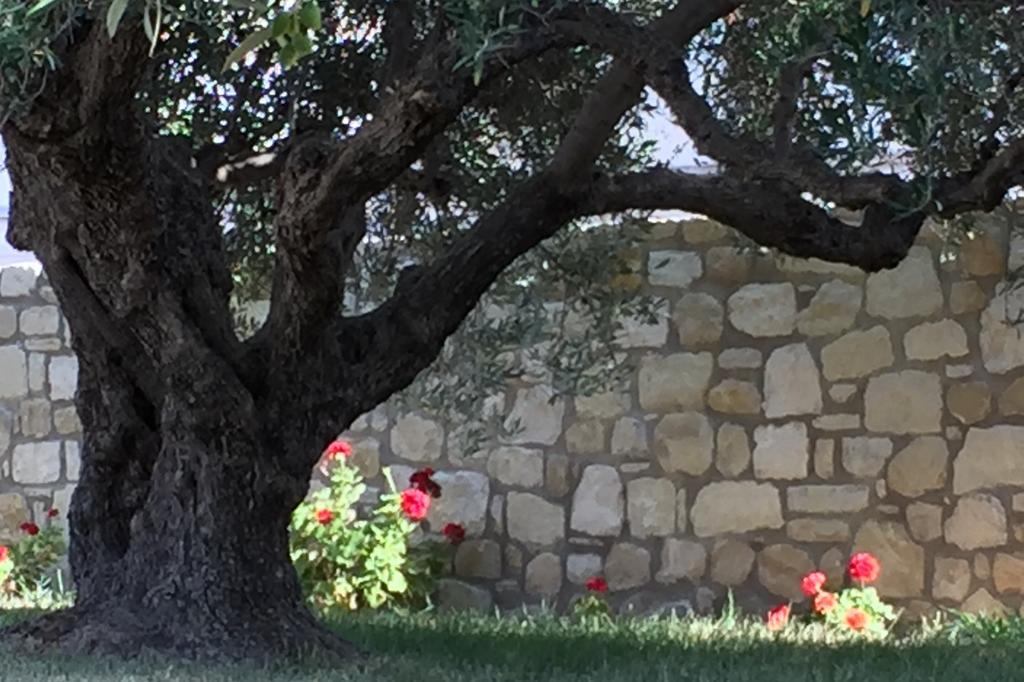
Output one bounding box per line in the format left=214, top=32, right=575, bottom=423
left=5, top=216, right=1024, bottom=619
left=0, top=265, right=79, bottom=547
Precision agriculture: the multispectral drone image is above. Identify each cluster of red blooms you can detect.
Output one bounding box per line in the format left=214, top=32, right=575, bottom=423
left=322, top=439, right=354, bottom=463
left=585, top=577, right=608, bottom=593
left=766, top=552, right=881, bottom=632
left=312, top=444, right=467, bottom=543
left=442, top=523, right=466, bottom=545
left=0, top=545, right=9, bottom=563
left=409, top=468, right=442, bottom=499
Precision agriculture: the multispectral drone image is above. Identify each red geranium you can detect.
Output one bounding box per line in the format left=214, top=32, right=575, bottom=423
left=322, top=440, right=353, bottom=462
left=442, top=523, right=466, bottom=545
left=20, top=522, right=39, bottom=536
left=845, top=607, right=870, bottom=631
left=315, top=508, right=334, bottom=525
left=848, top=552, right=881, bottom=584
left=586, top=577, right=608, bottom=593
left=410, top=468, right=442, bottom=499
left=400, top=488, right=431, bottom=521
left=47, top=508, right=59, bottom=518
left=800, top=571, right=827, bottom=597
left=0, top=545, right=8, bottom=563
left=766, top=604, right=790, bottom=631
left=813, top=591, right=838, bottom=614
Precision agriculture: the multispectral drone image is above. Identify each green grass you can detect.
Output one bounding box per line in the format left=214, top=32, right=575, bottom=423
left=0, top=608, right=1021, bottom=681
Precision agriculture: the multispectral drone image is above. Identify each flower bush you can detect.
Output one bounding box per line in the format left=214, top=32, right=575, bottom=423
left=766, top=551, right=897, bottom=637
left=572, top=576, right=613, bottom=620
left=1, top=509, right=66, bottom=596
left=290, top=440, right=462, bottom=612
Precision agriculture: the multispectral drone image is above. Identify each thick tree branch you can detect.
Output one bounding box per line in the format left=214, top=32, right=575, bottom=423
left=560, top=4, right=1023, bottom=218
left=938, top=138, right=1024, bottom=215
left=771, top=47, right=826, bottom=154
left=262, top=16, right=584, bottom=373
left=382, top=0, right=418, bottom=84
left=584, top=168, right=923, bottom=270
left=286, top=0, right=740, bottom=436
left=546, top=0, right=740, bottom=181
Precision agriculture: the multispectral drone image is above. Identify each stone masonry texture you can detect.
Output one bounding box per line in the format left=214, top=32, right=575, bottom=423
left=4, top=217, right=1024, bottom=620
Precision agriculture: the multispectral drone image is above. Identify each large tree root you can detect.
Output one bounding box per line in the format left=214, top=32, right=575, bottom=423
left=0, top=603, right=365, bottom=665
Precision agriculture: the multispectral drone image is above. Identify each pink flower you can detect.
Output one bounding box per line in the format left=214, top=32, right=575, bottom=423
left=400, top=489, right=431, bottom=521
left=845, top=607, right=870, bottom=631
left=848, top=552, right=881, bottom=584
left=585, top=577, right=608, bottom=593
left=47, top=508, right=59, bottom=519
left=813, top=591, right=838, bottom=614
left=322, top=440, right=353, bottom=462
left=0, top=546, right=9, bottom=563
left=801, top=571, right=827, bottom=597
left=766, top=604, right=790, bottom=631
left=315, top=508, right=334, bottom=525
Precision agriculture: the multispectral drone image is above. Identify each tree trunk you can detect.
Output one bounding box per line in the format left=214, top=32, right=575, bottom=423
left=0, top=84, right=361, bottom=662
left=3, top=341, right=359, bottom=662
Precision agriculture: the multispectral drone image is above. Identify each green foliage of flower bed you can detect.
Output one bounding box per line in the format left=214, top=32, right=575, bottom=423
left=0, top=507, right=66, bottom=600
left=289, top=440, right=462, bottom=613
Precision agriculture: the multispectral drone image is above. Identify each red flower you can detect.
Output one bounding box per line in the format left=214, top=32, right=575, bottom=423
left=400, top=488, right=431, bottom=521
left=845, top=607, right=870, bottom=632
left=0, top=545, right=9, bottom=563
left=410, top=468, right=442, bottom=499
left=586, top=577, right=608, bottom=593
left=801, top=571, right=827, bottom=597
left=848, top=552, right=881, bottom=584
left=443, top=523, right=466, bottom=545
left=20, top=522, right=39, bottom=536
left=315, top=508, right=334, bottom=525
left=813, top=591, right=838, bottom=615
left=766, top=604, right=790, bottom=632
left=322, top=440, right=353, bottom=462
left=47, top=508, right=59, bottom=519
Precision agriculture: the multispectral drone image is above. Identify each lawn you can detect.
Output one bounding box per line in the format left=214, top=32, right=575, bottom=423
left=0, top=608, right=1019, bottom=681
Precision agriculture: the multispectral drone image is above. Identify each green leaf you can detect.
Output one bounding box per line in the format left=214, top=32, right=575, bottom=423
left=222, top=27, right=273, bottom=72
left=280, top=43, right=299, bottom=68
left=27, top=0, right=60, bottom=16
left=106, top=0, right=131, bottom=38
left=272, top=13, right=293, bottom=38
left=292, top=33, right=313, bottom=58
left=298, top=2, right=322, bottom=30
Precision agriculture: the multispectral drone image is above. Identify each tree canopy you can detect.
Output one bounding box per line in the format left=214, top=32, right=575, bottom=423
left=4, top=0, right=1021, bottom=421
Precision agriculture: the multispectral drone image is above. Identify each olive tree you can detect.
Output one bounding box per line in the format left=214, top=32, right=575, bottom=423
left=0, top=0, right=1020, bottom=662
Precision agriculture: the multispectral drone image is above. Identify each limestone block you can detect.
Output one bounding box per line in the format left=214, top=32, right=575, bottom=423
left=626, top=478, right=675, bottom=538
left=653, top=412, right=713, bottom=475
left=571, top=465, right=624, bottom=537
left=638, top=353, right=713, bottom=412
left=753, top=422, right=809, bottom=480
left=691, top=482, right=783, bottom=537
left=864, top=371, right=942, bottom=434
left=727, top=283, right=797, bottom=337
left=865, top=246, right=943, bottom=319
